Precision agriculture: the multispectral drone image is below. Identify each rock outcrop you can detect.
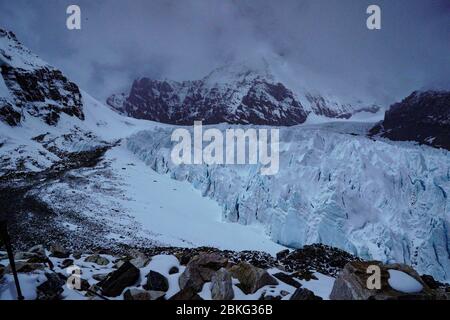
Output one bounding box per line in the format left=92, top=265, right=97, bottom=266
left=370, top=90, right=450, bottom=150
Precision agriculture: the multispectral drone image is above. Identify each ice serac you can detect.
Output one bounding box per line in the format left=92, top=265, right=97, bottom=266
left=0, top=29, right=84, bottom=126
left=107, top=58, right=380, bottom=125
left=127, top=122, right=450, bottom=282
left=370, top=90, right=450, bottom=150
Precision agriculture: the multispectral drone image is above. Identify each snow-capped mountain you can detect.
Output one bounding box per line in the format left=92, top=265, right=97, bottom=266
left=107, top=58, right=381, bottom=125
left=370, top=90, right=450, bottom=150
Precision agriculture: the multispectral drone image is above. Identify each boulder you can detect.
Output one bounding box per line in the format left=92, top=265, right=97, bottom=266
left=290, top=288, right=323, bottom=300
left=169, top=266, right=179, bottom=275
left=144, top=271, right=169, bottom=292
left=61, top=259, right=74, bottom=269
left=229, top=262, right=278, bottom=294
left=49, top=244, right=70, bottom=259
left=210, top=268, right=234, bottom=300
left=85, top=254, right=110, bottom=266
left=170, top=287, right=203, bottom=300
left=179, top=253, right=228, bottom=292
left=276, top=249, right=290, bottom=260
left=0, top=264, right=4, bottom=280
left=98, top=261, right=140, bottom=297
left=6, top=261, right=45, bottom=273
left=130, top=254, right=150, bottom=269
left=36, top=273, right=66, bottom=300
left=330, top=261, right=438, bottom=300
left=124, top=288, right=165, bottom=301
left=273, top=272, right=301, bottom=288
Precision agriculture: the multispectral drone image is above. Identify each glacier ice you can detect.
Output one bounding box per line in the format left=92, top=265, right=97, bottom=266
left=127, top=122, right=450, bottom=282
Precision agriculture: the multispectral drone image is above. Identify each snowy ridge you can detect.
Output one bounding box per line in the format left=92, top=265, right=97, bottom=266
left=127, top=123, right=450, bottom=282
left=108, top=57, right=381, bottom=125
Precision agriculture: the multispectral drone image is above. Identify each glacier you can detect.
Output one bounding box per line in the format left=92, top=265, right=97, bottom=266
left=127, top=122, right=450, bottom=282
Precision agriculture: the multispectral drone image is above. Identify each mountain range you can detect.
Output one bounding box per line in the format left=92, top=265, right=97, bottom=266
left=0, top=27, right=449, bottom=289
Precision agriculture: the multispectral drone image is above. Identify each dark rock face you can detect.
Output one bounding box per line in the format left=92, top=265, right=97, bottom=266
left=290, top=287, right=323, bottom=300
left=370, top=91, right=450, bottom=150
left=144, top=270, right=169, bottom=292
left=0, top=100, right=21, bottom=125
left=110, top=76, right=309, bottom=126
left=0, top=29, right=84, bottom=127
left=36, top=272, right=66, bottom=300
left=98, top=261, right=140, bottom=297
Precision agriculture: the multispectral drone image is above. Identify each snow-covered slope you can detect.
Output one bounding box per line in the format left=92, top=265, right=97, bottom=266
left=127, top=123, right=450, bottom=282
left=107, top=57, right=381, bottom=125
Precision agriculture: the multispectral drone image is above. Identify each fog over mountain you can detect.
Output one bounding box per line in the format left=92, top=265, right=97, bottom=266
left=0, top=0, right=449, bottom=105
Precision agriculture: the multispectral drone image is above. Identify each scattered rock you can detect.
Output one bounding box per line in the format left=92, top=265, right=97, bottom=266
left=259, top=292, right=282, bottom=300
left=169, top=266, right=179, bottom=275
left=85, top=254, right=110, bottom=266
left=273, top=272, right=301, bottom=288
left=210, top=268, right=234, bottom=300
left=0, top=265, right=4, bottom=280
left=144, top=271, right=169, bottom=292
left=276, top=249, right=290, bottom=260
left=229, top=262, right=278, bottom=294
left=14, top=251, right=37, bottom=260
left=61, top=259, right=74, bottom=269
left=49, top=244, right=70, bottom=259
left=170, top=287, right=203, bottom=300
left=329, top=261, right=439, bottom=300
left=98, top=261, right=140, bottom=297
left=6, top=261, right=45, bottom=273
left=92, top=273, right=108, bottom=282
left=124, top=288, right=165, bottom=301
left=36, top=273, right=65, bottom=300
left=290, top=287, right=323, bottom=300
left=179, top=253, right=228, bottom=292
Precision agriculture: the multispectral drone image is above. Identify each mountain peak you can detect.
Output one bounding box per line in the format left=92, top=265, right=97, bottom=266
left=0, top=28, right=49, bottom=71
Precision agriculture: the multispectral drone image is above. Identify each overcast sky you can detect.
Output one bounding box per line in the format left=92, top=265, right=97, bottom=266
left=0, top=0, right=449, bottom=105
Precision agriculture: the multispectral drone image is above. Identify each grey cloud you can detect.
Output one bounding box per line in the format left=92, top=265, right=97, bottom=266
left=0, top=0, right=449, bottom=105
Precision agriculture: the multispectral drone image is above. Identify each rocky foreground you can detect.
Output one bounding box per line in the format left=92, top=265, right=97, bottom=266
left=0, top=244, right=448, bottom=300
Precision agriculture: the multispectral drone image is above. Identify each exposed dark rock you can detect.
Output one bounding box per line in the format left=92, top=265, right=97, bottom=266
left=276, top=249, right=289, bottom=260
left=179, top=252, right=228, bottom=292
left=169, top=266, right=179, bottom=275
left=49, top=244, right=70, bottom=259
left=329, top=261, right=447, bottom=300
left=124, top=288, right=165, bottom=301
left=278, top=244, right=361, bottom=277
left=109, top=72, right=308, bottom=126
left=144, top=270, right=169, bottom=292
left=61, top=259, right=74, bottom=269
left=98, top=261, right=140, bottom=297
left=273, top=272, right=302, bottom=288
left=370, top=90, right=450, bottom=150
left=229, top=261, right=278, bottom=294
left=36, top=272, right=65, bottom=300
left=169, top=287, right=203, bottom=300
left=290, top=287, right=323, bottom=300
